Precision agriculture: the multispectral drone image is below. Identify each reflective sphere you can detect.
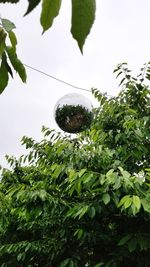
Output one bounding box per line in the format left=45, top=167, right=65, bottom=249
left=54, top=93, right=93, bottom=133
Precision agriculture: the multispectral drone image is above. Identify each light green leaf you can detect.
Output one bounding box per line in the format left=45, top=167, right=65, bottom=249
left=53, top=165, right=63, bottom=178
left=132, top=195, right=141, bottom=210
left=102, top=193, right=110, bottom=205
left=83, top=173, right=93, bottom=184
left=1, top=18, right=16, bottom=32
left=118, top=195, right=131, bottom=208
left=75, top=205, right=89, bottom=219
left=124, top=197, right=132, bottom=209
left=71, top=0, right=96, bottom=53
left=6, top=46, right=27, bottom=82
left=8, top=31, right=17, bottom=48
left=141, top=199, right=150, bottom=213
left=78, top=168, right=86, bottom=177
left=106, top=169, right=114, bottom=178
left=118, top=167, right=131, bottom=179
left=40, top=0, right=62, bottom=33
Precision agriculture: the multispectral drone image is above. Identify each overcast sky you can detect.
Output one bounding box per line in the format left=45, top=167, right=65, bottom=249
left=1, top=0, right=150, bottom=167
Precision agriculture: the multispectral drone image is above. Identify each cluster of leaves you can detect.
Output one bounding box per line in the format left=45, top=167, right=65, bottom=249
left=0, top=18, right=26, bottom=94
left=0, top=0, right=96, bottom=53
left=55, top=104, right=93, bottom=133
left=0, top=0, right=96, bottom=94
left=0, top=64, right=150, bottom=266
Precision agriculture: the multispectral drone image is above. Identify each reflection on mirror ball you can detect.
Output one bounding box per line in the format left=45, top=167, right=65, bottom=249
left=54, top=93, right=93, bottom=133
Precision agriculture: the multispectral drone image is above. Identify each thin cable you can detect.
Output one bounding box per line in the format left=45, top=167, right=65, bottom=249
left=24, top=64, right=90, bottom=93
left=24, top=63, right=115, bottom=98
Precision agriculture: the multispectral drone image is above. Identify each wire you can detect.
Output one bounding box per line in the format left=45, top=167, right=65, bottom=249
left=24, top=63, right=115, bottom=98
left=24, top=64, right=91, bottom=93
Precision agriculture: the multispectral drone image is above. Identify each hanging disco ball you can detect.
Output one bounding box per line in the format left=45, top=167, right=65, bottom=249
left=54, top=93, right=93, bottom=133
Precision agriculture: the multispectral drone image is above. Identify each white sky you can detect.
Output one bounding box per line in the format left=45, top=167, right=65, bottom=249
left=0, top=0, right=150, bottom=167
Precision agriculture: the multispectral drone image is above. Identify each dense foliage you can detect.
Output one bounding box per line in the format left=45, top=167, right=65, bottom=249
left=0, top=63, right=150, bottom=266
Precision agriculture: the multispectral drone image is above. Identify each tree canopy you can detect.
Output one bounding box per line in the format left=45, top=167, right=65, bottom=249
left=0, top=64, right=150, bottom=266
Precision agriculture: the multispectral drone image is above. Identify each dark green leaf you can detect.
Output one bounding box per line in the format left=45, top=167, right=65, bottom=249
left=118, top=234, right=132, bottom=246
left=6, top=46, right=27, bottom=82
left=0, top=55, right=9, bottom=94
left=88, top=206, right=96, bottom=218
left=102, top=193, right=110, bottom=205
left=24, top=0, right=41, bottom=16
left=116, top=71, right=122, bottom=78
left=0, top=0, right=19, bottom=2
left=40, top=0, right=62, bottom=33
left=0, top=28, right=7, bottom=58
left=2, top=52, right=13, bottom=78
left=71, top=0, right=96, bottom=53
left=59, top=259, right=70, bottom=267
left=128, top=238, right=137, bottom=252
left=119, top=77, right=126, bottom=86
left=8, top=31, right=17, bottom=48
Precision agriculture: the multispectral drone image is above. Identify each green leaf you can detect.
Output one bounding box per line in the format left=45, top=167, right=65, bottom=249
left=118, top=167, right=131, bottom=179
left=1, top=19, right=16, bottom=32
left=0, top=0, right=19, bottom=2
left=78, top=168, right=86, bottom=177
left=94, top=264, right=104, bottom=267
left=24, top=0, right=41, bottom=16
left=102, top=193, right=110, bottom=205
left=118, top=195, right=131, bottom=208
left=132, top=195, right=141, bottom=210
left=128, top=238, right=137, bottom=252
left=88, top=206, right=96, bottom=218
left=141, top=199, right=150, bottom=213
left=116, top=71, right=122, bottom=78
left=0, top=28, right=7, bottom=58
left=83, top=173, right=93, bottom=184
left=53, top=164, right=63, bottom=178
left=59, top=259, right=74, bottom=267
left=0, top=55, right=9, bottom=94
left=40, top=0, right=62, bottom=33
left=6, top=46, right=27, bottom=82
left=2, top=52, right=13, bottom=78
left=124, top=197, right=132, bottom=209
left=119, top=77, right=126, bottom=86
left=74, top=228, right=84, bottom=239
left=75, top=205, right=89, bottom=219
left=118, top=234, right=132, bottom=246
left=17, top=253, right=23, bottom=262
left=71, top=0, right=96, bottom=53
left=8, top=31, right=17, bottom=48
